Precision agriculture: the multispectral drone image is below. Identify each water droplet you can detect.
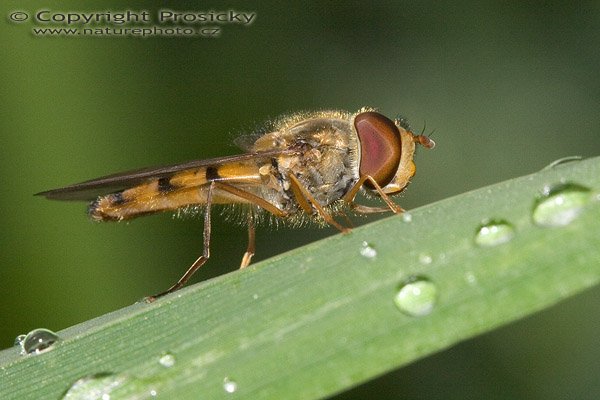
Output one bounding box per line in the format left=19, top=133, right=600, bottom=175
left=159, top=352, right=176, bottom=368
left=418, top=254, right=432, bottom=265
left=14, top=334, right=26, bottom=350
left=464, top=272, right=477, bottom=284
left=532, top=183, right=591, bottom=227
left=62, top=373, right=128, bottom=399
left=542, top=156, right=583, bottom=170
left=474, top=219, right=515, bottom=247
left=394, top=277, right=437, bottom=317
left=223, top=377, right=238, bottom=393
left=21, top=328, right=59, bottom=355
left=402, top=212, right=413, bottom=223
left=359, top=241, right=377, bottom=259
left=62, top=373, right=155, bottom=399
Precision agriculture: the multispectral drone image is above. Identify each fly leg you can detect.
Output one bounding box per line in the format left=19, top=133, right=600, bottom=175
left=239, top=212, right=255, bottom=269
left=147, top=182, right=215, bottom=302
left=148, top=182, right=288, bottom=300
left=342, top=175, right=404, bottom=214
left=288, top=174, right=350, bottom=233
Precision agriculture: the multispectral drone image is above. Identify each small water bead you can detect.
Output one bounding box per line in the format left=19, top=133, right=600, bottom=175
left=532, top=183, right=591, bottom=227
left=401, top=212, right=413, bottom=223
left=20, top=328, right=59, bottom=355
left=14, top=334, right=26, bottom=349
left=464, top=272, right=477, bottom=285
left=223, top=377, right=238, bottom=393
left=474, top=220, right=515, bottom=247
left=394, top=277, right=437, bottom=317
left=159, top=352, right=176, bottom=368
left=359, top=241, right=377, bottom=259
left=418, top=254, right=432, bottom=265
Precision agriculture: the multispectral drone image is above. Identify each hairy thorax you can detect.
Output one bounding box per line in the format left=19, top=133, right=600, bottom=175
left=252, top=113, right=360, bottom=215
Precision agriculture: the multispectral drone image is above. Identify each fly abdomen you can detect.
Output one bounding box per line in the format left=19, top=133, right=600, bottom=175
left=87, top=178, right=182, bottom=221
left=88, top=162, right=264, bottom=221
left=87, top=192, right=126, bottom=221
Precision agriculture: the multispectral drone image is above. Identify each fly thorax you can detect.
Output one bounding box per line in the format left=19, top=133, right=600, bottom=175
left=291, top=144, right=355, bottom=207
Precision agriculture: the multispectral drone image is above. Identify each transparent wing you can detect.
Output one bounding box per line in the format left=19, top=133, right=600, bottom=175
left=36, top=149, right=294, bottom=201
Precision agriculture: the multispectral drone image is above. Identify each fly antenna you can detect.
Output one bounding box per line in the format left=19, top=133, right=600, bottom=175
left=413, top=120, right=436, bottom=149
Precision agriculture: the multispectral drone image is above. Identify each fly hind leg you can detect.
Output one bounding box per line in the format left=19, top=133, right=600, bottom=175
left=148, top=182, right=290, bottom=301
left=239, top=211, right=256, bottom=269
left=146, top=182, right=216, bottom=302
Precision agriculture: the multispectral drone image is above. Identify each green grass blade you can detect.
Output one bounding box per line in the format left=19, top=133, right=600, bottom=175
left=1, top=156, right=599, bottom=400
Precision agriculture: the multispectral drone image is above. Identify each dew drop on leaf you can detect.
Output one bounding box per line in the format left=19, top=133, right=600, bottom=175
left=223, top=377, right=238, bottom=393
left=359, top=241, right=377, bottom=259
left=394, top=277, right=437, bottom=317
left=19, top=328, right=59, bottom=355
left=532, top=183, right=591, bottom=227
left=474, top=219, right=515, bottom=247
left=159, top=352, right=176, bottom=368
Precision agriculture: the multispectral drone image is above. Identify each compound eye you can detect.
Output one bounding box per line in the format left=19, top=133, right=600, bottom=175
left=354, top=112, right=402, bottom=189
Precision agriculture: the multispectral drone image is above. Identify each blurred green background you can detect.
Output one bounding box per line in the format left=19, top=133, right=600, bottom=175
left=1, top=1, right=599, bottom=398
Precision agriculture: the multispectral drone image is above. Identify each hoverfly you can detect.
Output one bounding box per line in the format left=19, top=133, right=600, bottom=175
left=37, top=108, right=434, bottom=300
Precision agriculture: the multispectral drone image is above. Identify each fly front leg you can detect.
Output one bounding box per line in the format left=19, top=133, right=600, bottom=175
left=350, top=204, right=399, bottom=214
left=342, top=175, right=403, bottom=214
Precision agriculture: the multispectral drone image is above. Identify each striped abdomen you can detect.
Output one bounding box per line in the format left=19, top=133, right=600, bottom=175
left=89, top=161, right=262, bottom=221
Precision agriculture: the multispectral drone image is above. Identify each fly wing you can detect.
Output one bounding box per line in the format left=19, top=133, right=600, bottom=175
left=36, top=149, right=294, bottom=201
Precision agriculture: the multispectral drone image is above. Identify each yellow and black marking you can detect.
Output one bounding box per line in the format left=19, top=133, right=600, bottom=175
left=157, top=177, right=177, bottom=193
left=88, top=161, right=264, bottom=222
left=205, top=166, right=220, bottom=181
